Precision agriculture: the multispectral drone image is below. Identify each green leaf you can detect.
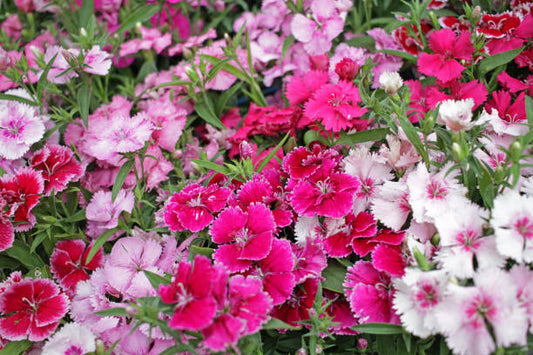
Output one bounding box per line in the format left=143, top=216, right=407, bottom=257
left=5, top=240, right=45, bottom=269
left=0, top=93, right=38, bottom=106
left=526, top=95, right=533, bottom=126
left=188, top=245, right=214, bottom=260
left=190, top=159, right=230, bottom=176
left=143, top=270, right=171, bottom=290
left=77, top=85, right=91, bottom=128
left=322, top=259, right=347, bottom=293
left=397, top=114, right=429, bottom=165
left=62, top=208, right=86, bottom=223
left=95, top=307, right=128, bottom=317
left=303, top=129, right=329, bottom=146
left=335, top=128, right=390, bottom=145
left=85, top=227, right=120, bottom=263
left=116, top=5, right=160, bottom=35
left=478, top=47, right=523, bottom=75
left=215, top=82, right=242, bottom=116
left=159, top=345, right=197, bottom=355
left=137, top=60, right=157, bottom=81
left=262, top=318, right=300, bottom=330
left=37, top=53, right=58, bottom=102
left=112, top=159, right=135, bottom=202
left=0, top=256, right=20, bottom=269
left=353, top=323, right=405, bottom=334
left=194, top=101, right=226, bottom=130
left=79, top=0, right=94, bottom=29
left=281, top=35, right=295, bottom=61
left=378, top=49, right=416, bottom=62
left=198, top=55, right=248, bottom=81
left=255, top=133, right=290, bottom=173
left=0, top=340, right=32, bottom=355
left=30, top=232, right=49, bottom=254
left=206, top=57, right=235, bottom=83
left=345, top=35, right=376, bottom=49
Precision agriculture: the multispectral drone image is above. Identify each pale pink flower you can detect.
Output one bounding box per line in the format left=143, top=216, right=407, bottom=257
left=491, top=189, right=533, bottom=263
left=104, top=237, right=164, bottom=300
left=83, top=45, right=112, bottom=76
left=437, top=98, right=485, bottom=132
left=43, top=46, right=79, bottom=84
left=142, top=98, right=187, bottom=152
left=85, top=189, right=134, bottom=238
left=378, top=134, right=421, bottom=171
left=290, top=13, right=343, bottom=56
left=371, top=180, right=411, bottom=231
left=509, top=265, right=533, bottom=331
left=393, top=269, right=448, bottom=338
left=406, top=163, right=468, bottom=223
left=434, top=201, right=504, bottom=278
left=343, top=146, right=394, bottom=214
left=435, top=269, right=528, bottom=355
left=41, top=323, right=96, bottom=355
left=0, top=99, right=45, bottom=160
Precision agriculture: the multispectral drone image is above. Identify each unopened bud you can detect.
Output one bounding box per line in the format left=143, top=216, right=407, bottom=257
left=452, top=142, right=467, bottom=162
left=80, top=27, right=87, bottom=37
left=296, top=348, right=307, bottom=355
left=379, top=71, right=403, bottom=95
left=357, top=338, right=368, bottom=349
left=510, top=141, right=522, bottom=162
left=239, top=140, right=254, bottom=160
left=472, top=6, right=482, bottom=19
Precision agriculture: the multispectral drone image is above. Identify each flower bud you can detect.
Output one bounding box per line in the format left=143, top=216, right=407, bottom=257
left=239, top=140, right=254, bottom=160
left=379, top=71, right=403, bottom=95
left=509, top=141, right=522, bottom=162
left=357, top=338, right=368, bottom=349
left=335, top=57, right=359, bottom=81
left=296, top=348, right=307, bottom=355
left=15, top=0, right=34, bottom=12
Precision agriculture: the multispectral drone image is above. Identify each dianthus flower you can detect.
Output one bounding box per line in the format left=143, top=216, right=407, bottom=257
left=417, top=29, right=474, bottom=83
left=164, top=183, right=231, bottom=232
left=0, top=276, right=69, bottom=341
left=304, top=80, right=368, bottom=132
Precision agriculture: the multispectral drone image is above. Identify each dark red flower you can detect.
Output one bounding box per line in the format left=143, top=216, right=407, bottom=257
left=50, top=240, right=104, bottom=296
left=0, top=277, right=69, bottom=341
left=31, top=144, right=84, bottom=195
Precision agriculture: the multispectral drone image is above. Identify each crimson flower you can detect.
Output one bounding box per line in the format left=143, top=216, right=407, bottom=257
left=0, top=277, right=69, bottom=341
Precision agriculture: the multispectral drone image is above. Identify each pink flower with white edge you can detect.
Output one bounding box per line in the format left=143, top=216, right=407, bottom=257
left=304, top=80, right=368, bottom=132
left=393, top=269, right=448, bottom=338
left=0, top=99, right=45, bottom=160
left=291, top=241, right=327, bottom=284
left=434, top=201, right=504, bottom=279
left=164, top=183, right=231, bottom=232
left=491, top=189, right=533, bottom=263
left=0, top=214, right=14, bottom=253
left=290, top=162, right=360, bottom=218
left=417, top=29, right=474, bottom=83
left=41, top=323, right=96, bottom=355
left=85, top=189, right=134, bottom=238
left=0, top=276, right=69, bottom=342
left=322, top=211, right=377, bottom=258
left=283, top=145, right=341, bottom=180
left=212, top=203, right=276, bottom=273
left=406, top=163, right=468, bottom=223
left=344, top=260, right=400, bottom=324
left=43, top=46, right=80, bottom=84
left=435, top=269, right=528, bottom=355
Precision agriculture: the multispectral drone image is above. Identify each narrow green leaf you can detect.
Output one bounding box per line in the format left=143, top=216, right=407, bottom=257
left=198, top=55, right=248, bottom=81
left=281, top=35, right=295, bottom=61
left=137, top=60, right=157, bottom=81
left=143, top=270, right=171, bottom=290
left=95, top=307, right=128, bottom=317
left=5, top=240, right=45, bottom=268
left=30, top=232, right=49, bottom=254
left=37, top=53, right=58, bottom=102
left=112, top=159, right=135, bottom=202
left=0, top=256, right=19, bottom=269
left=188, top=245, right=214, bottom=260
left=215, top=82, right=242, bottom=116
left=62, top=208, right=86, bottom=223
left=478, top=47, right=523, bottom=75
left=85, top=227, right=120, bottom=263
left=0, top=93, right=38, bottom=106
left=353, top=323, right=404, bottom=335
left=0, top=340, right=32, bottom=355
left=116, top=5, right=160, bottom=35
left=206, top=57, right=234, bottom=83
left=345, top=35, right=376, bottom=49
left=190, top=159, right=230, bottom=175
left=378, top=49, right=416, bottom=62
left=397, top=114, right=429, bottom=165
left=256, top=133, right=290, bottom=173
left=322, top=259, right=347, bottom=293
left=78, top=85, right=91, bottom=128
left=262, top=318, right=299, bottom=330
left=303, top=129, right=329, bottom=146
left=526, top=95, right=533, bottom=126
left=159, top=345, right=197, bottom=355
left=194, top=101, right=226, bottom=130
left=335, top=128, right=390, bottom=145
left=79, top=0, right=94, bottom=29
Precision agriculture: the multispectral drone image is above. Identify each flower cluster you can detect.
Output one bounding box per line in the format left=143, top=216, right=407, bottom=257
left=0, top=0, right=533, bottom=354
